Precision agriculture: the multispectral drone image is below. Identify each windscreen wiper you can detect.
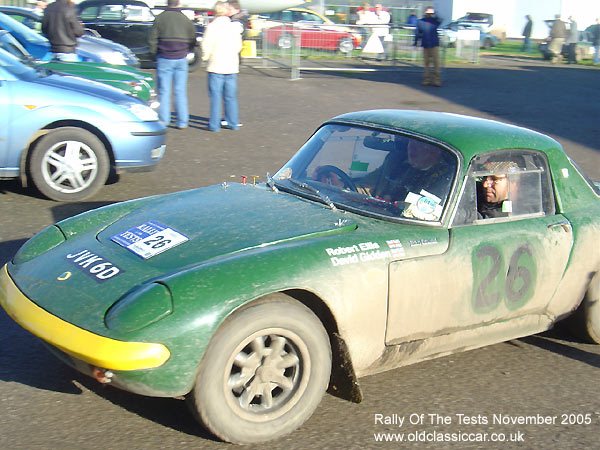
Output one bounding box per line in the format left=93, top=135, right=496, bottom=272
left=287, top=178, right=337, bottom=211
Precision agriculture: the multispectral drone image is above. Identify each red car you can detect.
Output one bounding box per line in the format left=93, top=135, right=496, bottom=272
left=265, top=24, right=360, bottom=53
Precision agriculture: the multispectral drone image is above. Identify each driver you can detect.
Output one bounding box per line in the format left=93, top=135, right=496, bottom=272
left=477, top=161, right=520, bottom=219
left=358, top=138, right=453, bottom=204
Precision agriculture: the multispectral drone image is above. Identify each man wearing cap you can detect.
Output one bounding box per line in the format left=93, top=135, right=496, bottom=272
left=414, top=6, right=442, bottom=87
left=477, top=161, right=519, bottom=219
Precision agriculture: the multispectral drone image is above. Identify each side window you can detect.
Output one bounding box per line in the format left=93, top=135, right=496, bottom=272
left=123, top=6, right=154, bottom=22
left=80, top=6, right=100, bottom=20
left=280, top=11, right=293, bottom=22
left=452, top=150, right=555, bottom=226
left=99, top=5, right=125, bottom=21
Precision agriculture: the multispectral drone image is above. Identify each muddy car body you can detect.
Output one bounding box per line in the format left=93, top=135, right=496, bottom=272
left=1, top=110, right=599, bottom=443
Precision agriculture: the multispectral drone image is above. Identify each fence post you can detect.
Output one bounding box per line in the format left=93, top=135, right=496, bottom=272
left=291, top=24, right=300, bottom=80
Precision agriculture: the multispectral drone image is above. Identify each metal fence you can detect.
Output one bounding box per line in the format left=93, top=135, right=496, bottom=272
left=244, top=23, right=481, bottom=80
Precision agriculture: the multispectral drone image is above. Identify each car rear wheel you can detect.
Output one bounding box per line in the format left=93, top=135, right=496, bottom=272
left=30, top=127, right=110, bottom=202
left=482, top=38, right=493, bottom=49
left=567, top=272, right=600, bottom=344
left=338, top=36, right=354, bottom=53
left=186, top=294, right=332, bottom=444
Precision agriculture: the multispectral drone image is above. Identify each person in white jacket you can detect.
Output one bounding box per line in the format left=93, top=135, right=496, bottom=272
left=202, top=1, right=243, bottom=131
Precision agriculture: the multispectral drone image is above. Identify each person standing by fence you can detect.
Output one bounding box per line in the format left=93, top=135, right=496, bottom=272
left=414, top=6, right=442, bottom=87
left=548, top=14, right=567, bottom=63
left=202, top=1, right=243, bottom=132
left=522, top=15, right=533, bottom=52
left=591, top=18, right=600, bottom=65
left=566, top=16, right=578, bottom=64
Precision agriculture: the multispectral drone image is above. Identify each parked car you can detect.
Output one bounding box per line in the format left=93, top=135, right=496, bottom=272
left=265, top=24, right=360, bottom=53
left=454, top=12, right=506, bottom=42
left=0, top=48, right=166, bottom=201
left=538, top=18, right=594, bottom=62
left=1, top=109, right=598, bottom=444
left=77, top=0, right=203, bottom=70
left=440, top=21, right=498, bottom=49
left=251, top=6, right=362, bottom=51
left=0, top=6, right=138, bottom=66
left=250, top=7, right=339, bottom=36
left=0, top=29, right=156, bottom=103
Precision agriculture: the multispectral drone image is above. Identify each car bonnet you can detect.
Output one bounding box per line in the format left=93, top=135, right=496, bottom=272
left=7, top=184, right=356, bottom=330
left=96, top=183, right=356, bottom=270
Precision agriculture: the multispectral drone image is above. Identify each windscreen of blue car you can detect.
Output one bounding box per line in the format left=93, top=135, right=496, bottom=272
left=0, top=12, right=48, bottom=45
left=0, top=47, right=40, bottom=81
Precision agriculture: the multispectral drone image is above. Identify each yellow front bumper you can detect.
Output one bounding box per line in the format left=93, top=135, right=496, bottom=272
left=0, top=265, right=170, bottom=371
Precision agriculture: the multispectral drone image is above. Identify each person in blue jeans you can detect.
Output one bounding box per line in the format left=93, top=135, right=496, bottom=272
left=149, top=0, right=196, bottom=128
left=202, top=1, right=242, bottom=132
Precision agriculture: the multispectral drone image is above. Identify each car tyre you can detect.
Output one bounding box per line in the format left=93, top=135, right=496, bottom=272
left=567, top=272, right=600, bottom=344
left=187, top=46, right=202, bottom=72
left=278, top=33, right=293, bottom=49
left=338, top=36, right=354, bottom=53
left=30, top=127, right=110, bottom=202
left=482, top=38, right=492, bottom=49
left=186, top=294, right=332, bottom=444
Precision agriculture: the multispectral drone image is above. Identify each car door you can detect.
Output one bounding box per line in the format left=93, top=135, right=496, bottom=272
left=385, top=149, right=573, bottom=344
left=119, top=3, right=154, bottom=51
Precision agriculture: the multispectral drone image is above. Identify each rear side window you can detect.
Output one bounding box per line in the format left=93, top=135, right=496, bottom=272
left=79, top=6, right=100, bottom=20
left=452, top=150, right=555, bottom=226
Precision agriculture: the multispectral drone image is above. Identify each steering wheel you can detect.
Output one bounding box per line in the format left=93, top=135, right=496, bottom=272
left=314, top=165, right=358, bottom=192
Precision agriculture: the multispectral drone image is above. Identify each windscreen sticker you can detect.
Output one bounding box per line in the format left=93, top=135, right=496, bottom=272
left=403, top=190, right=443, bottom=221
left=65, top=249, right=123, bottom=283
left=111, top=220, right=189, bottom=259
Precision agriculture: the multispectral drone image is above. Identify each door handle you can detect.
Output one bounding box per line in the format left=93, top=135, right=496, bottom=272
left=547, top=220, right=572, bottom=232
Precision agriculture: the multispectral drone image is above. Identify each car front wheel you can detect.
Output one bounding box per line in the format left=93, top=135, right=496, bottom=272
left=30, top=127, right=110, bottom=202
left=186, top=294, right=332, bottom=444
left=338, top=36, right=354, bottom=53
left=187, top=46, right=202, bottom=72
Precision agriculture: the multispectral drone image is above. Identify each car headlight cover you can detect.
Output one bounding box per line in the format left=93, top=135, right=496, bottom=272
left=13, top=225, right=66, bottom=265
left=118, top=101, right=159, bottom=121
left=106, top=282, right=173, bottom=332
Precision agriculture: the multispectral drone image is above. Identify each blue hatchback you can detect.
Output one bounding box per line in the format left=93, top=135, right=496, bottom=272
left=0, top=48, right=166, bottom=201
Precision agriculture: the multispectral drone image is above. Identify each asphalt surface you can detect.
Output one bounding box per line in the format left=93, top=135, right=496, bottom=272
left=1, top=55, right=599, bottom=449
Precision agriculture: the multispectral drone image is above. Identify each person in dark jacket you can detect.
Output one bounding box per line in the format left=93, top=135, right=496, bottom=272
left=521, top=15, right=533, bottom=52
left=566, top=16, right=578, bottom=64
left=41, top=0, right=84, bottom=61
left=149, top=0, right=196, bottom=128
left=414, top=6, right=442, bottom=86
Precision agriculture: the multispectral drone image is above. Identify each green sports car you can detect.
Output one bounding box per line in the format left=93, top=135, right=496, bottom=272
left=0, top=29, right=156, bottom=104
left=38, top=60, right=156, bottom=104
left=1, top=110, right=599, bottom=444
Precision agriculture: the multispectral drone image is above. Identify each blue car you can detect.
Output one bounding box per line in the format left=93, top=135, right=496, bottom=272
left=0, top=9, right=139, bottom=66
left=0, top=48, right=166, bottom=201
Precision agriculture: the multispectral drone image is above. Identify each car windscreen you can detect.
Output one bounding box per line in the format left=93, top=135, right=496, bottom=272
left=273, top=124, right=458, bottom=222
left=0, top=46, right=40, bottom=80
left=0, top=12, right=47, bottom=45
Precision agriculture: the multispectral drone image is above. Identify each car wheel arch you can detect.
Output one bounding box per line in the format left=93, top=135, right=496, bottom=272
left=194, top=289, right=363, bottom=404
left=21, top=121, right=116, bottom=186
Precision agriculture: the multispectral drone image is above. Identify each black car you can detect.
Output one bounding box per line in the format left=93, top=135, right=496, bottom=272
left=77, top=0, right=203, bottom=69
